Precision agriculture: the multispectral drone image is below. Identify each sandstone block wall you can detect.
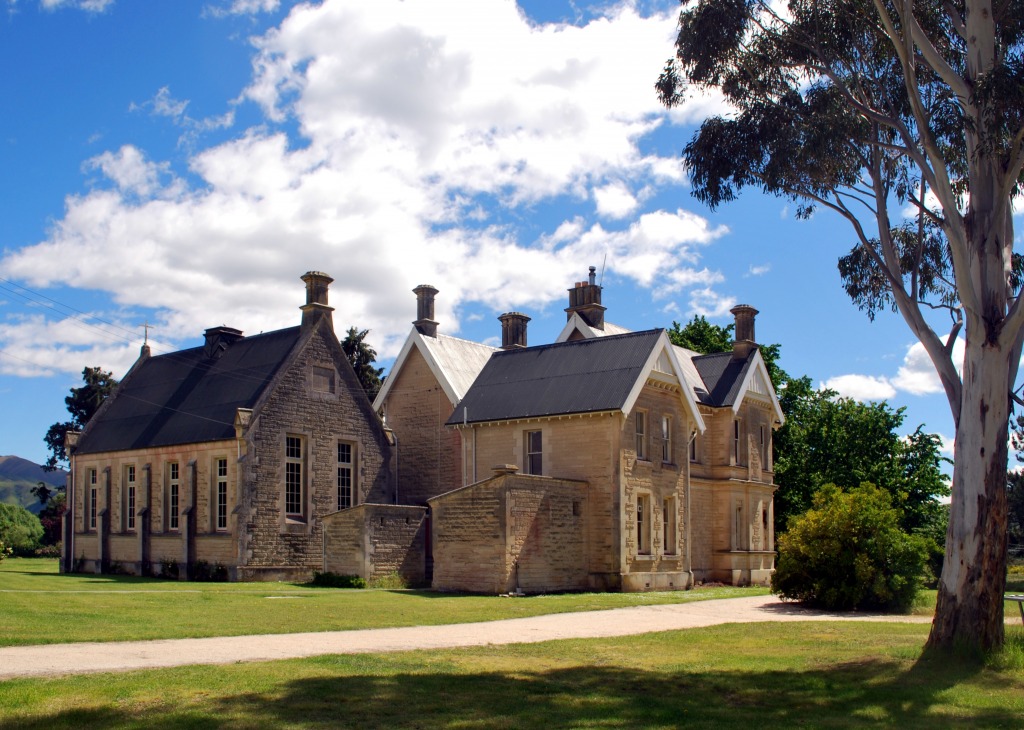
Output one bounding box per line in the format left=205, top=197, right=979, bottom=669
left=379, top=346, right=463, bottom=504
left=241, top=320, right=392, bottom=578
left=430, top=472, right=587, bottom=594
left=322, top=504, right=427, bottom=584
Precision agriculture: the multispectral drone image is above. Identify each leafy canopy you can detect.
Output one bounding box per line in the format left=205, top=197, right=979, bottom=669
left=43, top=366, right=118, bottom=471
left=774, top=377, right=949, bottom=534
left=772, top=483, right=928, bottom=612
left=341, top=327, right=385, bottom=399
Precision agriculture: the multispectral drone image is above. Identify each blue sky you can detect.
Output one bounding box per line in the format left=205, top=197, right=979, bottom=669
left=0, top=0, right=990, bottom=466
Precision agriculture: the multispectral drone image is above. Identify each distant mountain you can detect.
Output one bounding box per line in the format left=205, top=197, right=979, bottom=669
left=0, top=456, right=67, bottom=514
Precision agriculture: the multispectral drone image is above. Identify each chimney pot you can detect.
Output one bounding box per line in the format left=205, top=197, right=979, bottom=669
left=730, top=304, right=759, bottom=359
left=565, top=265, right=606, bottom=329
left=413, top=284, right=439, bottom=338
left=498, top=311, right=530, bottom=349
left=204, top=326, right=244, bottom=359
left=300, top=271, right=335, bottom=330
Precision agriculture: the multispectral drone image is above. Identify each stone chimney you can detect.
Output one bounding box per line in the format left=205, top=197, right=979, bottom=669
left=731, top=304, right=758, bottom=359
left=204, top=326, right=244, bottom=359
left=565, top=265, right=606, bottom=330
left=413, top=284, right=439, bottom=338
left=498, top=312, right=530, bottom=349
left=300, top=271, right=335, bottom=330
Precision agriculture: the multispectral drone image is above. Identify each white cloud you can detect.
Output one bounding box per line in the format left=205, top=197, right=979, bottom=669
left=39, top=0, right=113, bottom=11
left=1, top=1, right=735, bottom=373
left=891, top=337, right=964, bottom=395
left=820, top=374, right=897, bottom=401
left=593, top=181, right=638, bottom=219
left=130, top=87, right=236, bottom=147
left=204, top=0, right=279, bottom=17
left=745, top=264, right=771, bottom=277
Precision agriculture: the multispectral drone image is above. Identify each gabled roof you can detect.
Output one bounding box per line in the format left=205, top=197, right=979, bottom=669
left=691, top=349, right=785, bottom=424
left=446, top=329, right=705, bottom=431
left=75, top=327, right=302, bottom=454
left=554, top=312, right=632, bottom=343
left=373, top=329, right=498, bottom=410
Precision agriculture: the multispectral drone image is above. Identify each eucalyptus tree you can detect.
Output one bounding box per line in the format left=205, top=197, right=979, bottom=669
left=657, top=0, right=1023, bottom=650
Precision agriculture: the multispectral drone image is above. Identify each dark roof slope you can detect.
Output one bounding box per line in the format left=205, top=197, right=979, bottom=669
left=75, top=327, right=302, bottom=454
left=691, top=350, right=755, bottom=407
left=447, top=329, right=663, bottom=425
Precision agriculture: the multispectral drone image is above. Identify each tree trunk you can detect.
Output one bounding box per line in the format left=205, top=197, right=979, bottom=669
left=927, top=335, right=1009, bottom=651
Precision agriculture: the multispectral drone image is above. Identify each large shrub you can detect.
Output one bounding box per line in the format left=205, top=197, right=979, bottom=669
left=772, top=483, right=927, bottom=612
left=0, top=504, right=44, bottom=556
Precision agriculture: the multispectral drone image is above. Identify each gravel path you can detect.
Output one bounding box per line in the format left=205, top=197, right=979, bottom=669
left=0, top=594, right=932, bottom=680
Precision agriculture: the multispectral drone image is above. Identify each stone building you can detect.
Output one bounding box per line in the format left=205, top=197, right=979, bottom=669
left=63, top=272, right=400, bottom=581
left=386, top=268, right=784, bottom=593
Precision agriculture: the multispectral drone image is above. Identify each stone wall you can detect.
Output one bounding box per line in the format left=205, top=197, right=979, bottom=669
left=430, top=470, right=588, bottom=594
left=379, top=346, right=463, bottom=503
left=241, top=318, right=393, bottom=580
left=322, top=504, right=427, bottom=584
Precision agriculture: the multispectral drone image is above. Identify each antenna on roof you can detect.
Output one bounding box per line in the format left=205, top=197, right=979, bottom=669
left=598, top=253, right=607, bottom=287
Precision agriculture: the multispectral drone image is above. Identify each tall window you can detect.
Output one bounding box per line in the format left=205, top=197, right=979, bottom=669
left=663, top=497, right=677, bottom=554
left=661, top=416, right=672, bottom=463
left=635, top=411, right=647, bottom=460
left=525, top=430, right=543, bottom=475
left=216, top=458, right=228, bottom=531
left=637, top=494, right=651, bottom=555
left=337, top=442, right=354, bottom=510
left=733, top=420, right=741, bottom=464
left=168, top=462, right=180, bottom=531
left=285, top=435, right=305, bottom=518
left=689, top=432, right=698, bottom=462
left=760, top=425, right=769, bottom=467
left=88, top=468, right=97, bottom=530
left=124, top=465, right=136, bottom=532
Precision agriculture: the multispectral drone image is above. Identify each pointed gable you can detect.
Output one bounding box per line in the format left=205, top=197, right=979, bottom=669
left=373, top=330, right=498, bottom=411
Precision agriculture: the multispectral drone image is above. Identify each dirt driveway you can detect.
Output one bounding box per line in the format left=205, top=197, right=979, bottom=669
left=0, top=594, right=932, bottom=680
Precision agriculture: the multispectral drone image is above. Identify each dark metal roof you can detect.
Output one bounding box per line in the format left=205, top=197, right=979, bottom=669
left=691, top=350, right=755, bottom=407
left=75, top=327, right=302, bottom=454
left=446, top=329, right=664, bottom=425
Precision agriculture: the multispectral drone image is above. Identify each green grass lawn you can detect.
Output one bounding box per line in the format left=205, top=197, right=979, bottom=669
left=1, top=622, right=1022, bottom=728
left=0, top=558, right=768, bottom=647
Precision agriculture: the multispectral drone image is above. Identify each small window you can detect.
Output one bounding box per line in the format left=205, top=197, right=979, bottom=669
left=168, top=462, right=180, bottom=531
left=663, top=497, right=677, bottom=555
left=689, top=432, right=698, bottom=463
left=87, top=468, right=97, bottom=531
left=733, top=420, right=741, bottom=465
left=637, top=494, right=651, bottom=555
left=285, top=435, right=305, bottom=518
left=635, top=411, right=647, bottom=460
left=337, top=442, right=354, bottom=510
left=661, top=416, right=672, bottom=463
left=525, top=430, right=543, bottom=475
left=124, top=465, right=136, bottom=532
left=312, top=366, right=336, bottom=394
left=216, top=458, right=228, bottom=531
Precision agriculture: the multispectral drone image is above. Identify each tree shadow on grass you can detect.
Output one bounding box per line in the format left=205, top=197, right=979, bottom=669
left=4, top=656, right=1019, bottom=730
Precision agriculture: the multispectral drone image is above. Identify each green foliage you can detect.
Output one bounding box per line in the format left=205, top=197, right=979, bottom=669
left=772, top=484, right=928, bottom=612
left=0, top=540, right=11, bottom=563
left=667, top=314, right=789, bottom=390
left=311, top=571, right=367, bottom=589
left=36, top=491, right=66, bottom=546
left=190, top=560, right=229, bottom=582
left=340, top=327, right=384, bottom=399
left=0, top=503, right=44, bottom=555
left=773, top=377, right=949, bottom=539
left=43, top=366, right=118, bottom=470
left=1007, top=470, right=1024, bottom=556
